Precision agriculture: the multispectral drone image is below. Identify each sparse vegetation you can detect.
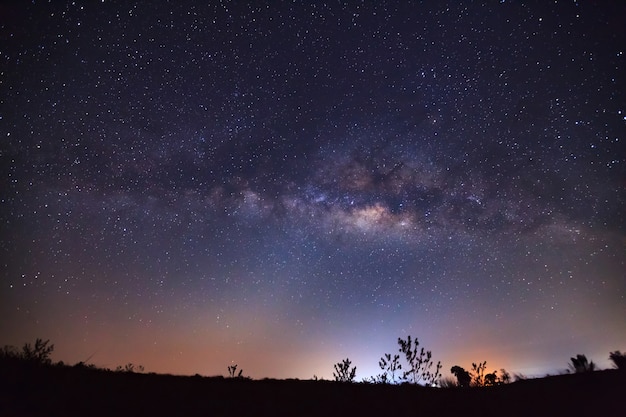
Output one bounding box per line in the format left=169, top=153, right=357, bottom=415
left=471, top=361, right=487, bottom=386
left=1, top=338, right=55, bottom=365
left=227, top=364, right=244, bottom=378
left=22, top=338, right=55, bottom=365
left=74, top=361, right=99, bottom=370
left=568, top=354, right=596, bottom=373
left=499, top=368, right=511, bottom=384
left=0, top=345, right=19, bottom=360
left=1, top=338, right=625, bottom=416
left=397, top=335, right=441, bottom=386
left=333, top=358, right=356, bottom=382
left=451, top=362, right=509, bottom=387
left=450, top=365, right=471, bottom=388
left=609, top=351, right=626, bottom=371
left=373, top=336, right=441, bottom=386
left=116, top=363, right=144, bottom=373
left=376, top=353, right=402, bottom=384
left=484, top=371, right=498, bottom=386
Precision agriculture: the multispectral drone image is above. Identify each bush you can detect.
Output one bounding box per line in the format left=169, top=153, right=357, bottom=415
left=568, top=354, right=596, bottom=373
left=115, top=363, right=144, bottom=373
left=0, top=345, right=19, bottom=360
left=608, top=351, right=626, bottom=371
left=471, top=361, right=487, bottom=386
left=227, top=364, right=244, bottom=378
left=333, top=358, right=356, bottom=382
left=450, top=365, right=471, bottom=388
left=451, top=363, right=508, bottom=387
left=22, top=339, right=54, bottom=365
left=377, top=353, right=402, bottom=384
left=397, top=336, right=441, bottom=386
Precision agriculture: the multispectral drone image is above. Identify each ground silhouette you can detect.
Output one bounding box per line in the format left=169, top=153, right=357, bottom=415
left=1, top=357, right=624, bottom=417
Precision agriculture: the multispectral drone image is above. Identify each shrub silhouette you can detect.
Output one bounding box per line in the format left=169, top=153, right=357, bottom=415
left=471, top=361, right=488, bottom=386
left=484, top=372, right=498, bottom=386
left=21, top=338, right=54, bottom=365
left=609, top=351, right=626, bottom=371
left=499, top=368, right=511, bottom=384
left=450, top=365, right=471, bottom=388
left=115, top=363, right=144, bottom=373
left=451, top=363, right=507, bottom=387
left=397, top=336, right=441, bottom=386
left=0, top=345, right=20, bottom=360
left=568, top=354, right=595, bottom=373
left=333, top=358, right=356, bottom=382
left=377, top=353, right=402, bottom=384
left=227, top=364, right=244, bottom=378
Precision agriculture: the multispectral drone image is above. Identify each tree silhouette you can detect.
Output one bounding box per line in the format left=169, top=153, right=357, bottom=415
left=609, top=351, right=626, bottom=371
left=568, top=354, right=596, bottom=373
left=450, top=365, right=471, bottom=388
left=333, top=358, right=356, bottom=382
left=397, top=336, right=441, bottom=386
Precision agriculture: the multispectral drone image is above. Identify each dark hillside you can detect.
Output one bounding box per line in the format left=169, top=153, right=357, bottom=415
left=0, top=360, right=624, bottom=417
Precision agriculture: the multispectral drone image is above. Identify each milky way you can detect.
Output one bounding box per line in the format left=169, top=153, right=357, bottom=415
left=1, top=1, right=625, bottom=380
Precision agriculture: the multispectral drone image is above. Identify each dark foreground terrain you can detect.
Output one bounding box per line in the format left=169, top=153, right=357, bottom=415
left=1, top=360, right=624, bottom=417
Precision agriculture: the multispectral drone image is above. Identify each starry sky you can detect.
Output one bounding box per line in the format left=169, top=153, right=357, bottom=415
left=1, top=1, right=625, bottom=381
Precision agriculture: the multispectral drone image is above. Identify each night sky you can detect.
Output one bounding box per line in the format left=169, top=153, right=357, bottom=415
left=1, top=1, right=625, bottom=381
